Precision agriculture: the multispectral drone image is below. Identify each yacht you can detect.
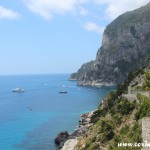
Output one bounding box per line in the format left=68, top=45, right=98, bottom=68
left=12, top=87, right=24, bottom=93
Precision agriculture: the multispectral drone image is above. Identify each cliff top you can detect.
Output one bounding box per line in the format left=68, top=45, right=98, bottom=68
left=106, top=2, right=150, bottom=36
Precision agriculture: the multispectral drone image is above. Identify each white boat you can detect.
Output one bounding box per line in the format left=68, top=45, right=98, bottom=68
left=12, top=87, right=24, bottom=93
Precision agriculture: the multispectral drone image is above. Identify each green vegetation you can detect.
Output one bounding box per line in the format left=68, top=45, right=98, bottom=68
left=135, top=93, right=150, bottom=120
left=110, top=97, right=136, bottom=116
left=91, top=91, right=118, bottom=123
left=79, top=94, right=139, bottom=149
left=76, top=67, right=150, bottom=150
left=142, top=72, right=150, bottom=91
left=108, top=122, right=142, bottom=150
left=86, top=143, right=99, bottom=150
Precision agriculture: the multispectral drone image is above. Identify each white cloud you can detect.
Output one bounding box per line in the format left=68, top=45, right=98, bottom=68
left=79, top=7, right=88, bottom=16
left=0, top=6, right=20, bottom=19
left=83, top=21, right=104, bottom=33
left=23, top=0, right=89, bottom=20
left=94, top=0, right=150, bottom=19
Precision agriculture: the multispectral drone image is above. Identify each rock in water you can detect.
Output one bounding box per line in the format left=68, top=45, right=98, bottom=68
left=55, top=131, right=70, bottom=149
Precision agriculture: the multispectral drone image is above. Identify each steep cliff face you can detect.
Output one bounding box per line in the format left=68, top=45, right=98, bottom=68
left=70, top=3, right=150, bottom=86
left=70, top=61, right=94, bottom=82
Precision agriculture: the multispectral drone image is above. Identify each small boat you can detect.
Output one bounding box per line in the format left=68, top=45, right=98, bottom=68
left=12, top=87, right=24, bottom=93
left=59, top=91, right=67, bottom=94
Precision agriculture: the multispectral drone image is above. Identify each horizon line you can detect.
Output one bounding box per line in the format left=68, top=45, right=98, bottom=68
left=0, top=73, right=72, bottom=76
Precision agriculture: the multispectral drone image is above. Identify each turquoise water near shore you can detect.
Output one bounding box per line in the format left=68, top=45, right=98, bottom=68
left=0, top=74, right=115, bottom=150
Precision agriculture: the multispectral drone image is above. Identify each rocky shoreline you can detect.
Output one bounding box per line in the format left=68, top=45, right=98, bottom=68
left=55, top=111, right=94, bottom=150
left=77, top=81, right=115, bottom=87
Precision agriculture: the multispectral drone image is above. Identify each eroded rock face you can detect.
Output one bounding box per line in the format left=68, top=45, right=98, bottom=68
left=69, top=61, right=94, bottom=82
left=55, top=131, right=70, bottom=149
left=70, top=3, right=150, bottom=86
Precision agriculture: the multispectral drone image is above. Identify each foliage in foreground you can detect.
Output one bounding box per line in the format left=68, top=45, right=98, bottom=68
left=76, top=67, right=150, bottom=150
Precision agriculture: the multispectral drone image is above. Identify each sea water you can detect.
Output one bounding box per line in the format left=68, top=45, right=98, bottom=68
left=0, top=74, right=115, bottom=150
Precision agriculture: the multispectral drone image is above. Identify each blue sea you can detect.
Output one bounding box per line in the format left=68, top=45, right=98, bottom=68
left=0, top=74, right=115, bottom=150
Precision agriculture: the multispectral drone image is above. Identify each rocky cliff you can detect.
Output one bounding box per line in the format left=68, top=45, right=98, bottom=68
left=70, top=3, right=150, bottom=86
left=70, top=61, right=94, bottom=81
left=64, top=66, right=150, bottom=150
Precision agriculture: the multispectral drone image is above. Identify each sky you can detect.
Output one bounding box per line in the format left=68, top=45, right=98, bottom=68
left=0, top=0, right=149, bottom=75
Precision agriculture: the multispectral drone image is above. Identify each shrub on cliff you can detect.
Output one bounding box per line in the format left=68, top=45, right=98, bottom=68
left=110, top=97, right=136, bottom=116
left=108, top=122, right=142, bottom=150
left=142, top=72, right=150, bottom=91
left=135, top=94, right=150, bottom=120
left=90, top=109, right=105, bottom=123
